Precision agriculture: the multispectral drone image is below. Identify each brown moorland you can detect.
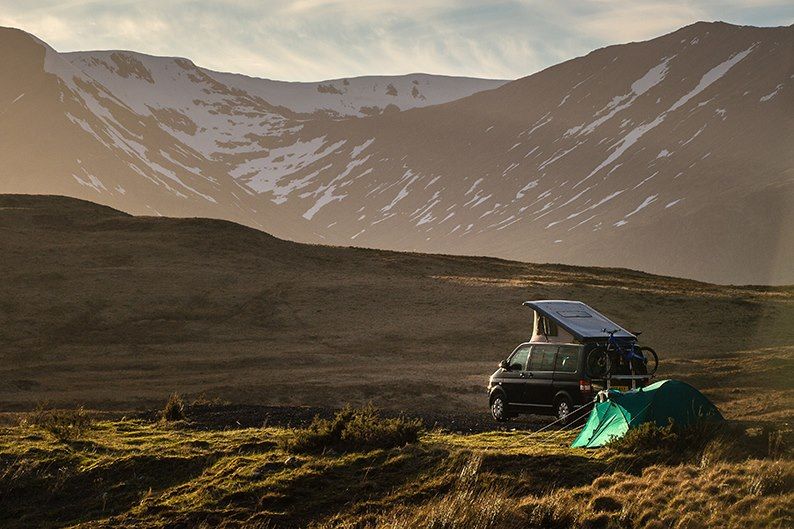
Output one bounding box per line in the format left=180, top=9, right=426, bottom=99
left=0, top=194, right=792, bottom=419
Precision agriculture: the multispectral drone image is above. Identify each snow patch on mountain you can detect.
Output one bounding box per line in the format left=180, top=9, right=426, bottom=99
left=577, top=56, right=674, bottom=136
left=575, top=44, right=757, bottom=188
left=234, top=137, right=346, bottom=194
left=626, top=194, right=658, bottom=217
left=759, top=84, right=783, bottom=102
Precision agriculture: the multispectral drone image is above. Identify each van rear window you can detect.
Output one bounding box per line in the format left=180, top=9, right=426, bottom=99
left=555, top=345, right=580, bottom=373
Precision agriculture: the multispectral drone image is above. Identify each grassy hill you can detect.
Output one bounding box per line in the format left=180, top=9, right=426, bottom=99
left=1, top=194, right=792, bottom=418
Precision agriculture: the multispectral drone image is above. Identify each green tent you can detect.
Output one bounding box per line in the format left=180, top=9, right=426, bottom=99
left=571, top=379, right=723, bottom=448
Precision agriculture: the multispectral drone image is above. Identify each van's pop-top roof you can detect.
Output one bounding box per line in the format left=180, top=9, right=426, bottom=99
left=523, top=300, right=635, bottom=341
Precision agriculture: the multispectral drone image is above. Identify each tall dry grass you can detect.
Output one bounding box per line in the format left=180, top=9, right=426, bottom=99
left=333, top=423, right=793, bottom=529
left=364, top=458, right=792, bottom=529
left=363, top=455, right=526, bottom=529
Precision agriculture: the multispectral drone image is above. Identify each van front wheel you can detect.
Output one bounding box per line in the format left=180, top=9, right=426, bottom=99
left=490, top=394, right=509, bottom=422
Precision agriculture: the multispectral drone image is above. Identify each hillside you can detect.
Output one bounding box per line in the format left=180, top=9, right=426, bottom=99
left=1, top=195, right=791, bottom=418
left=0, top=23, right=792, bottom=284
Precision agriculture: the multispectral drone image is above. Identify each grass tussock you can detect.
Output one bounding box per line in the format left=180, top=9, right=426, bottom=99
left=162, top=393, right=186, bottom=422
left=518, top=459, right=794, bottom=529
left=20, top=404, right=93, bottom=440
left=376, top=485, right=525, bottom=529
left=282, top=405, right=423, bottom=454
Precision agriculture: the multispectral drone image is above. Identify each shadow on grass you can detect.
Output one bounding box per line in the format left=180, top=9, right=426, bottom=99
left=0, top=453, right=213, bottom=529
left=133, top=445, right=459, bottom=529
left=479, top=452, right=609, bottom=495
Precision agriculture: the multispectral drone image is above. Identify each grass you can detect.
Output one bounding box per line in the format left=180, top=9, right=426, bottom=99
left=1, top=407, right=790, bottom=529
left=282, top=405, right=423, bottom=454
left=355, top=454, right=529, bottom=529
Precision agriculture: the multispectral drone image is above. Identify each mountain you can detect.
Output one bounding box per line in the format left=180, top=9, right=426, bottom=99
left=0, top=22, right=792, bottom=284
left=0, top=26, right=504, bottom=241
left=2, top=194, right=791, bottom=412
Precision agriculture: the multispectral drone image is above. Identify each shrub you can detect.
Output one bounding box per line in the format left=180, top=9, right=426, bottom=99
left=605, top=420, right=731, bottom=465
left=605, top=421, right=682, bottom=454
left=283, top=405, right=422, bottom=454
left=23, top=405, right=93, bottom=440
left=162, top=393, right=186, bottom=422
left=607, top=421, right=790, bottom=466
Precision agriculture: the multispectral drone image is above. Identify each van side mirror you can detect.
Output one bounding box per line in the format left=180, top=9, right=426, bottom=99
left=499, top=360, right=510, bottom=370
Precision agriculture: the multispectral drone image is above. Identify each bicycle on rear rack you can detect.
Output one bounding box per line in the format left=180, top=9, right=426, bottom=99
left=586, top=328, right=658, bottom=379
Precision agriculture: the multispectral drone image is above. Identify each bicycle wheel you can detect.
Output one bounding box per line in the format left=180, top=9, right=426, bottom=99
left=586, top=346, right=611, bottom=378
left=635, top=346, right=658, bottom=375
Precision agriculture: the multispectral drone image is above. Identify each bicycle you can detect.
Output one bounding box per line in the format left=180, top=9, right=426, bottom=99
left=585, top=328, right=658, bottom=379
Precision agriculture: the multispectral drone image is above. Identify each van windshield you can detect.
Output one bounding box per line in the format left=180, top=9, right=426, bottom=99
left=509, top=345, right=531, bottom=371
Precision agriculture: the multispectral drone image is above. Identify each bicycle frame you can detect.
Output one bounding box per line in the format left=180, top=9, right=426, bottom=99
left=603, top=330, right=645, bottom=365
left=586, top=329, right=657, bottom=386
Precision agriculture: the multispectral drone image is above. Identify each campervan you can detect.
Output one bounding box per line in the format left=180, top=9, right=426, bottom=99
left=487, top=300, right=653, bottom=422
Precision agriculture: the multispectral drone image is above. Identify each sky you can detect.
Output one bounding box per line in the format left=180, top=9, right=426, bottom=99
left=1, top=1, right=792, bottom=81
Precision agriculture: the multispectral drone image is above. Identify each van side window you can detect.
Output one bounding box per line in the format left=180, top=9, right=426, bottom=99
left=554, top=345, right=580, bottom=373
left=509, top=345, right=531, bottom=371
left=529, top=345, right=557, bottom=371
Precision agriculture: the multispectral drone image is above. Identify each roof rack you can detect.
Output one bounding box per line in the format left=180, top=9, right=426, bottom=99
left=599, top=373, right=654, bottom=390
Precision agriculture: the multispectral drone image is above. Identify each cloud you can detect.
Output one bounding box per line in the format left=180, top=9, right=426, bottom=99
left=573, top=1, right=706, bottom=42
left=0, top=1, right=791, bottom=81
